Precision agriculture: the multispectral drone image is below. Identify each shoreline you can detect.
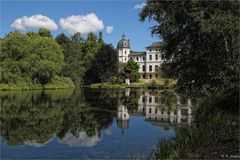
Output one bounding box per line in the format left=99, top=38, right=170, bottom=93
left=89, top=79, right=177, bottom=89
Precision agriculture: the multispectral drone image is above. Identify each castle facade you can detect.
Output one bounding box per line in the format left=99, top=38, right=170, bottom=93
left=117, top=34, right=164, bottom=79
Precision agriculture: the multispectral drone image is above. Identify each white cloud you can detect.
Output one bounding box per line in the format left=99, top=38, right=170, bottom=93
left=106, top=26, right=114, bottom=34
left=24, top=138, right=53, bottom=148
left=58, top=132, right=101, bottom=147
left=59, top=13, right=104, bottom=35
left=134, top=2, right=146, bottom=9
left=11, top=15, right=58, bottom=32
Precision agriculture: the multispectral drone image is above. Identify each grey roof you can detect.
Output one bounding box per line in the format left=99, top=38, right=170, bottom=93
left=129, top=51, right=146, bottom=56
left=146, top=42, right=163, bottom=49
left=117, top=34, right=130, bottom=48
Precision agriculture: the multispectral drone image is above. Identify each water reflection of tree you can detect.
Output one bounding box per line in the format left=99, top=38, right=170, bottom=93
left=83, top=88, right=118, bottom=129
left=160, top=91, right=177, bottom=110
left=0, top=89, right=118, bottom=146
left=0, top=91, right=64, bottom=146
left=121, top=90, right=140, bottom=113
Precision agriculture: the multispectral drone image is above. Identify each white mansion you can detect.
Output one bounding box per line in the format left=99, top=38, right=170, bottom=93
left=117, top=34, right=164, bottom=79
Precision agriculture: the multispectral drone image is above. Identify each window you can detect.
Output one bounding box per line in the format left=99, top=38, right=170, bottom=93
left=149, top=97, right=152, bottom=103
left=150, top=74, right=152, bottom=79
left=155, top=108, right=158, bottom=114
left=136, top=57, right=139, bottom=61
left=156, top=74, right=158, bottom=79
left=161, top=109, right=164, bottom=114
left=143, top=57, right=146, bottom=61
left=156, top=54, right=158, bottom=60
left=125, top=51, right=127, bottom=55
left=155, top=97, right=159, bottom=103
left=149, top=55, right=152, bottom=60
left=149, top=65, right=152, bottom=72
left=174, top=110, right=177, bottom=115
left=143, top=74, right=146, bottom=79
left=149, top=108, right=152, bottom=114
left=150, top=49, right=152, bottom=52
left=161, top=54, right=164, bottom=60
left=142, top=65, right=146, bottom=72
left=155, top=65, right=158, bottom=71
left=142, top=97, right=145, bottom=103
left=125, top=58, right=127, bottom=61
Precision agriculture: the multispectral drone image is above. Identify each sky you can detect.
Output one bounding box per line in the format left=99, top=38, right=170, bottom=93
left=0, top=0, right=159, bottom=51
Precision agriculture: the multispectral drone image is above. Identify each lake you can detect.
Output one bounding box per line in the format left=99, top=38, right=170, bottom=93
left=0, top=88, right=192, bottom=159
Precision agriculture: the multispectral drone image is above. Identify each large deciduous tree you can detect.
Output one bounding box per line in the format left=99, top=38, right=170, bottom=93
left=56, top=33, right=85, bottom=85
left=0, top=31, right=64, bottom=85
left=140, top=0, right=239, bottom=97
left=85, top=44, right=118, bottom=84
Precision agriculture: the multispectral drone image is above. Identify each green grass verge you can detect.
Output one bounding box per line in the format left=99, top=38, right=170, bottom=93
left=90, top=82, right=127, bottom=89
left=0, top=76, right=75, bottom=90
left=90, top=78, right=177, bottom=89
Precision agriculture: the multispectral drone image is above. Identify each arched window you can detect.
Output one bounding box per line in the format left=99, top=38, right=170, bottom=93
left=155, top=65, right=158, bottom=71
left=149, top=65, right=152, bottom=72
left=136, top=57, right=139, bottom=61
left=149, top=97, right=152, bottom=103
left=149, top=55, right=152, bottom=60
left=155, top=54, right=158, bottom=60
left=125, top=51, right=127, bottom=55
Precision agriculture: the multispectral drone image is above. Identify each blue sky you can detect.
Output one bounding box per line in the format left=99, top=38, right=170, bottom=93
left=1, top=0, right=159, bottom=51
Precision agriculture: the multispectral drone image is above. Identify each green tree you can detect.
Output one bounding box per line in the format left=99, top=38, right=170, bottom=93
left=56, top=33, right=85, bottom=85
left=82, top=32, right=100, bottom=70
left=85, top=44, right=118, bottom=84
left=122, top=60, right=140, bottom=82
left=55, top=33, right=71, bottom=54
left=0, top=31, right=64, bottom=85
left=97, top=32, right=104, bottom=48
left=140, top=0, right=239, bottom=97
left=38, top=28, right=52, bottom=37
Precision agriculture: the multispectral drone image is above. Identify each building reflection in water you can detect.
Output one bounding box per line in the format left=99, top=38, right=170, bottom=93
left=117, top=104, right=130, bottom=134
left=117, top=90, right=192, bottom=131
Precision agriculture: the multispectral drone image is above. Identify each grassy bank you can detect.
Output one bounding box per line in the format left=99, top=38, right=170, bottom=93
left=0, top=76, right=75, bottom=90
left=90, top=82, right=127, bottom=89
left=90, top=78, right=177, bottom=89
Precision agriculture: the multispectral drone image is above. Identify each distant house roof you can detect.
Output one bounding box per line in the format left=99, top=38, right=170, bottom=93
left=146, top=42, right=163, bottom=49
left=129, top=51, right=146, bottom=56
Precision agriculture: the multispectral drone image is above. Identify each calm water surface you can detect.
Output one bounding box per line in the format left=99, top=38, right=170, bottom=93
left=0, top=88, right=192, bottom=159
